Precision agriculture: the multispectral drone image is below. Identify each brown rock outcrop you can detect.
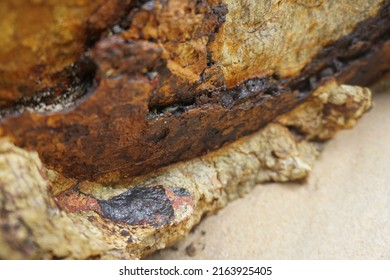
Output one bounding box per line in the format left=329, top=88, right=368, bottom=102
left=0, top=0, right=389, bottom=259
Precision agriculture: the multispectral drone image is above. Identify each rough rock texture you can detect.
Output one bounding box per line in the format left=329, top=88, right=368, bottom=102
left=0, top=81, right=371, bottom=259
left=0, top=0, right=132, bottom=106
left=0, top=0, right=389, bottom=182
left=149, top=85, right=390, bottom=260
left=211, top=0, right=385, bottom=86
left=0, top=0, right=388, bottom=259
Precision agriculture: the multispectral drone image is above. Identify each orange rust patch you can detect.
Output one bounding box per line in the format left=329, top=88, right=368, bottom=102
left=55, top=187, right=102, bottom=214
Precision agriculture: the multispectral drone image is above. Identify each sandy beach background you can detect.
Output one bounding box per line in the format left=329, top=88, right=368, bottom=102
left=149, top=85, right=390, bottom=260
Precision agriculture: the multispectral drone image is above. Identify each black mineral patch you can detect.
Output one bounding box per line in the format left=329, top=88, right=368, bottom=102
left=169, top=187, right=191, bottom=197
left=98, top=185, right=174, bottom=227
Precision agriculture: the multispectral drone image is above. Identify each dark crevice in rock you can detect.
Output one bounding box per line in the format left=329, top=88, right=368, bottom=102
left=147, top=1, right=389, bottom=118
left=85, top=0, right=135, bottom=48
left=0, top=1, right=147, bottom=119
left=0, top=56, right=98, bottom=120
left=0, top=1, right=388, bottom=182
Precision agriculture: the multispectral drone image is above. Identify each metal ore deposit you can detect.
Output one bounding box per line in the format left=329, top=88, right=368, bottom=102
left=0, top=0, right=389, bottom=259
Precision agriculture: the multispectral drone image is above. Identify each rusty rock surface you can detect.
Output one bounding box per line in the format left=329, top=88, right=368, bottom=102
left=0, top=81, right=372, bottom=259
left=0, top=0, right=387, bottom=259
left=0, top=1, right=389, bottom=183
left=0, top=0, right=133, bottom=106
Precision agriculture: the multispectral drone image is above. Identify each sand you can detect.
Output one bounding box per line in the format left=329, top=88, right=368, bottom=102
left=149, top=88, right=390, bottom=260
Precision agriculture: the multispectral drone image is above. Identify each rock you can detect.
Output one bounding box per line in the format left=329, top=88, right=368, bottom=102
left=0, top=0, right=389, bottom=182
left=0, top=80, right=373, bottom=259
left=0, top=0, right=388, bottom=259
left=185, top=243, right=197, bottom=257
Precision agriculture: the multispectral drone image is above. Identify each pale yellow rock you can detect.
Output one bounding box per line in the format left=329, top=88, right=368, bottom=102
left=278, top=79, right=372, bottom=140
left=211, top=0, right=383, bottom=86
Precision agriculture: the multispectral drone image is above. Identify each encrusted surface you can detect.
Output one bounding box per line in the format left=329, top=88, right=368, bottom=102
left=211, top=0, right=384, bottom=86
left=0, top=0, right=132, bottom=106
left=0, top=0, right=385, bottom=259
left=0, top=0, right=388, bottom=182
left=0, top=81, right=372, bottom=259
left=277, top=80, right=373, bottom=140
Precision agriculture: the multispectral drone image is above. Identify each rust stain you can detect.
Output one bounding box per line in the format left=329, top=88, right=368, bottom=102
left=0, top=1, right=389, bottom=184
left=54, top=186, right=102, bottom=214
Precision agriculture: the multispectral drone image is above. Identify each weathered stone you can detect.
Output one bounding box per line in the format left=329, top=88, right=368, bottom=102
left=0, top=81, right=372, bottom=259
left=0, top=0, right=388, bottom=259
left=0, top=0, right=132, bottom=106
left=0, top=0, right=389, bottom=183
